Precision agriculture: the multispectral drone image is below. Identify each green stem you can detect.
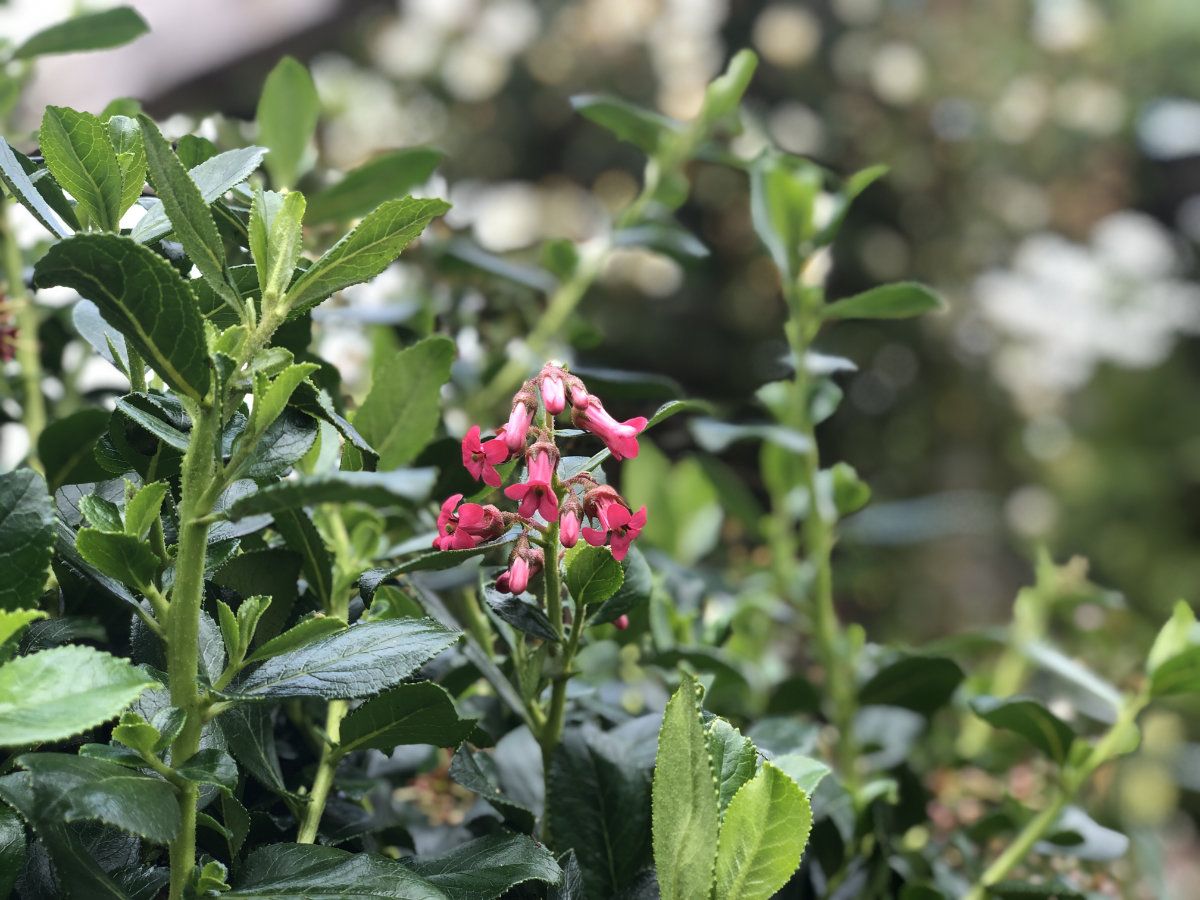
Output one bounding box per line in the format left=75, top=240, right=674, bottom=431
left=1, top=200, right=45, bottom=469
left=166, top=401, right=220, bottom=900
left=964, top=691, right=1148, bottom=899
left=296, top=699, right=347, bottom=844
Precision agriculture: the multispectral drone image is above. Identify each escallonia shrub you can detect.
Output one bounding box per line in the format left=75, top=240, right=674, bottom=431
left=0, top=9, right=1198, bottom=900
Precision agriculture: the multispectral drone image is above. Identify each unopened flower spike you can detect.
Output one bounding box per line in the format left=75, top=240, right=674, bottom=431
left=538, top=365, right=567, bottom=415
left=560, top=492, right=583, bottom=548
left=502, top=389, right=537, bottom=452
left=496, top=538, right=544, bottom=595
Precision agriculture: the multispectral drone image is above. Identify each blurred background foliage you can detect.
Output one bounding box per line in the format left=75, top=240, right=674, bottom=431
left=2, top=0, right=1200, bottom=889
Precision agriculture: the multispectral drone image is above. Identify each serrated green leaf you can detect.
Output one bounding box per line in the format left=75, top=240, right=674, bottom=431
left=175, top=748, right=238, bottom=794
left=408, top=832, right=562, bottom=900
left=0, top=608, right=46, bottom=646
left=243, top=615, right=346, bottom=665
left=227, top=469, right=436, bottom=520
left=308, top=147, right=443, bottom=224
left=40, top=106, right=123, bottom=230
left=257, top=56, right=319, bottom=189
left=111, top=710, right=160, bottom=755
left=131, top=145, right=267, bottom=244
left=969, top=696, right=1077, bottom=763
left=75, top=528, right=159, bottom=590
left=713, top=762, right=812, bottom=900
left=106, top=114, right=145, bottom=217
left=0, top=804, right=23, bottom=897
left=217, top=704, right=290, bottom=798
left=226, top=843, right=446, bottom=898
left=565, top=544, right=624, bottom=607
left=250, top=188, right=306, bottom=303
left=281, top=196, right=450, bottom=316
left=707, top=718, right=758, bottom=813
left=0, top=645, right=154, bottom=745
left=0, top=470, right=55, bottom=610
left=12, top=6, right=148, bottom=59
left=822, top=282, right=944, bottom=321
left=590, top=546, right=651, bottom=625
left=652, top=674, right=720, bottom=900
left=449, top=746, right=535, bottom=833
left=79, top=494, right=122, bottom=532
left=14, top=753, right=178, bottom=844
left=771, top=754, right=831, bottom=796
left=33, top=233, right=211, bottom=400
left=338, top=681, right=476, bottom=754
left=486, top=591, right=559, bottom=642
left=356, top=335, right=455, bottom=468
left=0, top=138, right=71, bottom=237
left=123, top=480, right=167, bottom=540
left=138, top=114, right=239, bottom=309
left=38, top=408, right=112, bottom=491
left=225, top=618, right=460, bottom=700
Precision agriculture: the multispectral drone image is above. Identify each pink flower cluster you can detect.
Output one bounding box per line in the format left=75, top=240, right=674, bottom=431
left=434, top=363, right=649, bottom=594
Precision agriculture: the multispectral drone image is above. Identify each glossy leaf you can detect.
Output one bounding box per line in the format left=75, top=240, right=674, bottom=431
left=408, top=832, right=562, bottom=900
left=225, top=618, right=460, bottom=700
left=338, top=681, right=477, bottom=754
left=34, top=233, right=211, bottom=400
left=969, top=696, right=1077, bottom=763
left=652, top=674, right=720, bottom=900
left=590, top=545, right=652, bottom=625
left=449, top=746, right=536, bottom=833
left=571, top=94, right=680, bottom=153
left=107, top=114, right=146, bottom=217
left=1150, top=646, right=1200, bottom=697
left=486, top=592, right=559, bottom=642
left=257, top=56, right=319, bottom=188
left=249, top=188, right=306, bottom=302
left=38, top=408, right=112, bottom=491
left=0, top=469, right=55, bottom=610
left=565, top=544, right=624, bottom=607
left=707, top=718, right=758, bottom=813
left=0, top=608, right=46, bottom=646
left=12, top=6, right=148, bottom=59
left=822, top=282, right=944, bottom=321
left=40, top=106, right=123, bottom=230
left=0, top=138, right=71, bottom=238
left=225, top=842, right=446, bottom=898
left=75, top=528, right=158, bottom=590
left=227, top=469, right=436, bottom=519
left=307, top=147, right=443, bottom=224
left=858, top=655, right=964, bottom=716
left=1147, top=600, right=1198, bottom=675
left=243, top=615, right=346, bottom=664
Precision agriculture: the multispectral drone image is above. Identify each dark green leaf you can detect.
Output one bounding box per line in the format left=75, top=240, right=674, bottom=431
left=486, top=591, right=558, bottom=642
left=0, top=137, right=70, bottom=237
left=217, top=705, right=290, bottom=797
left=0, top=805, right=23, bottom=898
left=33, top=234, right=211, bottom=400
left=256, top=57, right=319, bottom=189
left=987, top=880, right=1084, bottom=899
left=590, top=546, right=652, bottom=625
left=339, top=681, right=476, bottom=754
left=408, top=832, right=562, bottom=900
left=707, top=718, right=757, bottom=813
left=858, top=656, right=964, bottom=716
left=40, top=106, right=123, bottom=230
left=565, top=544, right=623, bottom=607
left=282, top=197, right=450, bottom=316
left=308, top=147, right=443, bottom=224
left=175, top=749, right=238, bottom=794
left=822, top=282, right=944, bottom=321
left=75, top=529, right=158, bottom=590
left=14, top=753, right=178, bottom=844
left=227, top=469, right=436, bottom=519
left=448, top=746, right=535, bottom=833
left=244, top=615, right=346, bottom=664
left=39, top=409, right=112, bottom=491
left=356, top=336, right=455, bottom=469
left=271, top=509, right=334, bottom=610
left=225, top=618, right=460, bottom=700
left=969, top=696, right=1077, bottom=763
left=0, top=469, right=55, bottom=610
left=1150, top=646, right=1200, bottom=697
left=13, top=7, right=148, bottom=59
left=224, top=842, right=446, bottom=898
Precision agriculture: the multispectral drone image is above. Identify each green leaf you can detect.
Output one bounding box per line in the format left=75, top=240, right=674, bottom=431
left=1147, top=600, right=1198, bottom=675
left=987, top=880, right=1084, bottom=899
left=111, top=710, right=160, bottom=755
left=124, top=480, right=168, bottom=540
left=72, top=298, right=130, bottom=375
left=689, top=418, right=811, bottom=454
left=749, top=151, right=822, bottom=283
left=0, top=139, right=72, bottom=238
left=0, top=469, right=55, bottom=611
left=449, top=746, right=535, bottom=833
left=225, top=618, right=460, bottom=700
left=281, top=196, right=450, bottom=316
left=822, top=282, right=944, bottom=321
left=0, top=646, right=154, bottom=745
left=176, top=748, right=238, bottom=794
left=227, top=469, right=436, bottom=519
left=652, top=674, right=720, bottom=900
left=249, top=188, right=306, bottom=303
left=79, top=494, right=122, bottom=532
left=40, top=106, right=123, bottom=230
left=408, top=832, right=562, bottom=900
left=12, top=753, right=178, bottom=844
left=131, top=145, right=267, bottom=244
left=38, top=408, right=112, bottom=491
left=356, top=335, right=455, bottom=468
left=226, top=843, right=446, bottom=898
left=1150, top=646, right=1200, bottom=697
left=590, top=545, right=652, bottom=625
left=486, top=591, right=559, bottom=642
left=713, top=762, right=812, bottom=900
left=571, top=94, right=681, bottom=153
left=338, top=681, right=476, bottom=754
left=75, top=528, right=158, bottom=590
left=257, top=56, right=319, bottom=188
left=858, top=655, right=964, bottom=716
left=707, top=718, right=757, bottom=813
left=308, top=147, right=443, bottom=224
left=549, top=726, right=652, bottom=898
left=12, top=6, right=148, bottom=59
left=771, top=754, right=831, bottom=796
left=106, top=114, right=146, bottom=217
left=244, top=615, right=346, bottom=665
left=272, top=509, right=334, bottom=610
left=565, top=544, right=624, bottom=607
left=33, top=233, right=211, bottom=400
left=138, top=114, right=239, bottom=309
left=0, top=804, right=23, bottom=898
left=364, top=534, right=519, bottom=591
left=0, top=608, right=46, bottom=646
left=217, top=704, right=290, bottom=798
left=969, top=696, right=1077, bottom=764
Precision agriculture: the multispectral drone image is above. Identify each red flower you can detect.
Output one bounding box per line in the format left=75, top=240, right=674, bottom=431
left=572, top=395, right=648, bottom=461
left=613, top=614, right=630, bottom=631
left=539, top=369, right=567, bottom=415
left=503, top=399, right=534, bottom=453
left=583, top=501, right=647, bottom=561
left=560, top=506, right=581, bottom=548
left=504, top=444, right=559, bottom=522
left=496, top=546, right=544, bottom=594
left=461, top=425, right=508, bottom=487
left=433, top=494, right=504, bottom=550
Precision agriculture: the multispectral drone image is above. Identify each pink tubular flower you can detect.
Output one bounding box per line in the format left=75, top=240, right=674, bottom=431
left=583, top=500, right=647, bottom=561
left=504, top=443, right=560, bottom=522
left=496, top=546, right=544, bottom=594
left=539, top=369, right=567, bottom=415
left=572, top=395, right=648, bottom=462
left=461, top=425, right=509, bottom=487
left=614, top=614, right=630, bottom=631
left=434, top=494, right=505, bottom=550
left=559, top=499, right=581, bottom=548
left=569, top=382, right=589, bottom=410
left=503, top=397, right=535, bottom=453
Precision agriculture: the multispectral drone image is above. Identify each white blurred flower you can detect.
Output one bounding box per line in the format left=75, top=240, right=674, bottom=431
left=752, top=5, right=821, bottom=69
left=1032, top=0, right=1101, bottom=52
left=1138, top=99, right=1200, bottom=161
left=870, top=43, right=927, bottom=106
left=975, top=212, right=1200, bottom=413
left=0, top=423, right=30, bottom=473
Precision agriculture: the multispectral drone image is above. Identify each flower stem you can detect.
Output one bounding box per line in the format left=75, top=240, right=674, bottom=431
left=296, top=699, right=347, bottom=844
left=166, top=401, right=220, bottom=900
left=1, top=198, right=45, bottom=469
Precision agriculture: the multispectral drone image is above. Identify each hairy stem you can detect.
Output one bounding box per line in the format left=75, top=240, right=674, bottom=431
left=166, top=401, right=220, bottom=900
left=297, top=699, right=347, bottom=844
left=1, top=200, right=45, bottom=469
